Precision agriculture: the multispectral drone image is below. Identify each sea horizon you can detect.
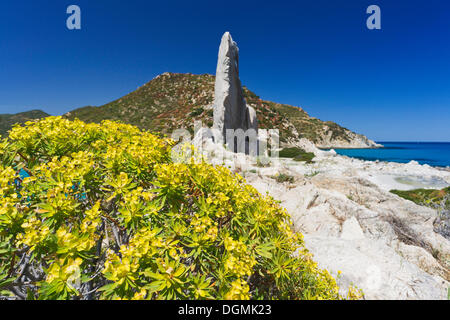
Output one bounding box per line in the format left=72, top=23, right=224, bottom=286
left=377, top=141, right=450, bottom=144
left=331, top=141, right=450, bottom=168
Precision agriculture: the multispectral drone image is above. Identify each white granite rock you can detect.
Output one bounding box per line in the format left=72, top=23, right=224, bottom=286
left=212, top=32, right=258, bottom=145
left=191, top=35, right=450, bottom=298
left=245, top=169, right=449, bottom=299
left=341, top=216, right=365, bottom=240
left=192, top=132, right=450, bottom=299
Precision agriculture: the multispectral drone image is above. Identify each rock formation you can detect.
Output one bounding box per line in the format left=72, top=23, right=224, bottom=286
left=212, top=32, right=258, bottom=151
left=192, top=125, right=450, bottom=299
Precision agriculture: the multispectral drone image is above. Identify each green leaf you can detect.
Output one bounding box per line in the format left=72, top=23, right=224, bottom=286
left=0, top=277, right=16, bottom=289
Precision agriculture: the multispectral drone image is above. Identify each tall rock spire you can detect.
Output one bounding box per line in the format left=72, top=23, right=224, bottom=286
left=213, top=32, right=258, bottom=142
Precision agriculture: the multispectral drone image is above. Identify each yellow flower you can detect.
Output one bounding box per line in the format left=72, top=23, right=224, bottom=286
left=46, top=257, right=82, bottom=284
left=132, top=289, right=147, bottom=300
left=225, top=279, right=250, bottom=300
left=16, top=217, right=49, bottom=251
left=1, top=117, right=346, bottom=300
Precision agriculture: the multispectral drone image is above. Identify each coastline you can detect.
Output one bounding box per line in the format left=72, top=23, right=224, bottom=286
left=319, top=145, right=384, bottom=150
left=316, top=144, right=384, bottom=150
left=257, top=152, right=450, bottom=299
left=322, top=141, right=450, bottom=171
left=195, top=137, right=450, bottom=299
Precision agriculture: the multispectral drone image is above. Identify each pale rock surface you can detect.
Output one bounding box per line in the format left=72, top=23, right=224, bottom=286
left=314, top=129, right=382, bottom=149
left=245, top=169, right=449, bottom=299
left=341, top=217, right=365, bottom=240
left=191, top=133, right=450, bottom=299
left=303, top=235, right=446, bottom=300
left=212, top=32, right=258, bottom=144
left=191, top=32, right=450, bottom=299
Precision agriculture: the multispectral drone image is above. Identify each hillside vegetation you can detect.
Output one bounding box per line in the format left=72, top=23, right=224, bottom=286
left=391, top=187, right=450, bottom=239
left=65, top=73, right=371, bottom=147
left=0, top=110, right=50, bottom=137
left=391, top=187, right=450, bottom=206
left=0, top=117, right=355, bottom=300
left=279, top=147, right=315, bottom=163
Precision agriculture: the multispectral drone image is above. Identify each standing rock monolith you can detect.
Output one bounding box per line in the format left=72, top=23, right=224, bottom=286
left=213, top=32, right=258, bottom=152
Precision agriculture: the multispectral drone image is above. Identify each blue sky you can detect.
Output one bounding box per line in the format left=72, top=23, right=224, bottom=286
left=1, top=0, right=449, bottom=141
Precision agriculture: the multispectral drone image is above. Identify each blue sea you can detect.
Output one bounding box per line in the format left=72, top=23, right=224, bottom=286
left=330, top=142, right=450, bottom=168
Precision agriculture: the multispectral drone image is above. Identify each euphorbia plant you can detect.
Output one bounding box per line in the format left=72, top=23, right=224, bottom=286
left=0, top=117, right=357, bottom=300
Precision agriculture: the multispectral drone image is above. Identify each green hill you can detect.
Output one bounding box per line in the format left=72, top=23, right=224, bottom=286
left=0, top=109, right=50, bottom=137
left=65, top=73, right=377, bottom=148
left=1, top=73, right=376, bottom=148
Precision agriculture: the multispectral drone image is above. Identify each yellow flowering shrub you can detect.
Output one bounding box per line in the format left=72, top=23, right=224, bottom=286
left=0, top=117, right=355, bottom=300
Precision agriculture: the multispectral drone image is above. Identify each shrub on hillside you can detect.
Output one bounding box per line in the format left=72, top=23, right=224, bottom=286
left=391, top=187, right=450, bottom=240
left=390, top=187, right=450, bottom=206
left=0, top=117, right=351, bottom=300
left=271, top=173, right=295, bottom=184
left=189, top=107, right=205, bottom=118
left=279, top=147, right=315, bottom=163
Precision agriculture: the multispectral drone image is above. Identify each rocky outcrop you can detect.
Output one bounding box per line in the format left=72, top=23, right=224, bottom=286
left=191, top=118, right=450, bottom=299
left=314, top=129, right=382, bottom=149
left=213, top=32, right=258, bottom=145
left=65, top=68, right=380, bottom=150
left=65, top=32, right=379, bottom=150
left=245, top=161, right=449, bottom=299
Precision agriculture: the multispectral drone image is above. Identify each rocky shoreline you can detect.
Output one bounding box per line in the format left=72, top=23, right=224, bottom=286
left=194, top=136, right=450, bottom=299
left=313, top=130, right=383, bottom=149
left=192, top=31, right=449, bottom=300
left=251, top=153, right=450, bottom=299
left=319, top=145, right=384, bottom=150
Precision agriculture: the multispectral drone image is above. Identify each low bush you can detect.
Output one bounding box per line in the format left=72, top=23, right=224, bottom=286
left=271, top=173, right=295, bottom=184
left=390, top=187, right=450, bottom=207
left=189, top=107, right=205, bottom=118
left=391, top=187, right=450, bottom=239
left=255, top=157, right=271, bottom=168
left=279, top=147, right=315, bottom=163
left=0, top=117, right=350, bottom=300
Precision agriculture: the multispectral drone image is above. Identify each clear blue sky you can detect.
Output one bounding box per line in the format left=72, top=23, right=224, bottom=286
left=1, top=0, right=449, bottom=141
